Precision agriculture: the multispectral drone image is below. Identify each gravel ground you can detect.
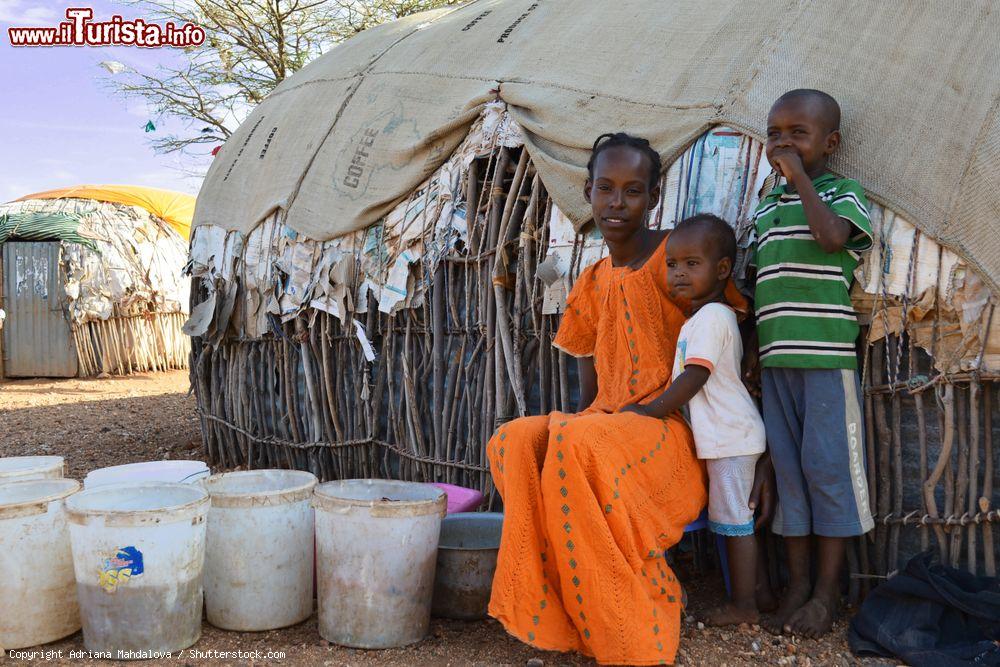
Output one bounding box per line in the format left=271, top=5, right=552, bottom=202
left=1, top=372, right=890, bottom=666
left=0, top=371, right=201, bottom=478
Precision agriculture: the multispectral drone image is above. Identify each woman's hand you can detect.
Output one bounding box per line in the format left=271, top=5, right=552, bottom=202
left=749, top=452, right=775, bottom=529
left=619, top=403, right=651, bottom=417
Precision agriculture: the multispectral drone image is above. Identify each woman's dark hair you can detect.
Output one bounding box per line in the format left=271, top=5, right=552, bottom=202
left=586, top=132, right=662, bottom=188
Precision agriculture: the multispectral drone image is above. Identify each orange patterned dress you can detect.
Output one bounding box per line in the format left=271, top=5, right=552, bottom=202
left=487, top=234, right=746, bottom=665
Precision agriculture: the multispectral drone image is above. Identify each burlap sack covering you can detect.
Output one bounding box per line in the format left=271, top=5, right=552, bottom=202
left=195, top=0, right=1000, bottom=292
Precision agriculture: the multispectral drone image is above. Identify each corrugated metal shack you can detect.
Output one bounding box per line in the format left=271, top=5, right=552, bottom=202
left=0, top=189, right=191, bottom=378
left=2, top=242, right=78, bottom=377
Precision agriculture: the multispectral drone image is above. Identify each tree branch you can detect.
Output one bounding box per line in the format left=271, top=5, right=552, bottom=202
left=106, top=0, right=460, bottom=157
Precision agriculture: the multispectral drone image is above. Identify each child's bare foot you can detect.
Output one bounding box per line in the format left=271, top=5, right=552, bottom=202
left=762, top=584, right=811, bottom=634
left=704, top=602, right=759, bottom=626
left=785, top=596, right=836, bottom=638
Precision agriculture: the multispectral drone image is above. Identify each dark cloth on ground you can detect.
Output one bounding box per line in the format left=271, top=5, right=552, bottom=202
left=849, top=550, right=1000, bottom=666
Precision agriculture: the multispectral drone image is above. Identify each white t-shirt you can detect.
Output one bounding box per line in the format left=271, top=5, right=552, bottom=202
left=672, top=302, right=766, bottom=459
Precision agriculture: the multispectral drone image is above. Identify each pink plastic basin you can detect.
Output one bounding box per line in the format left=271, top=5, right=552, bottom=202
left=430, top=483, right=484, bottom=514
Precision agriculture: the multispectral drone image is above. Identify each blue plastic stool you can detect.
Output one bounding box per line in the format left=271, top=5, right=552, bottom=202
left=683, top=509, right=732, bottom=596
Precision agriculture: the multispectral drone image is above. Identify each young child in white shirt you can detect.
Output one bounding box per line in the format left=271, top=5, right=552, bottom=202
left=622, top=213, right=767, bottom=626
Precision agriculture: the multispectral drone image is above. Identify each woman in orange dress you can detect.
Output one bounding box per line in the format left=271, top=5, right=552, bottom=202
left=486, top=134, right=748, bottom=665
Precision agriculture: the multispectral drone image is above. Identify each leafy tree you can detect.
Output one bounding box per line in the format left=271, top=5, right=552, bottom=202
left=108, top=0, right=461, bottom=156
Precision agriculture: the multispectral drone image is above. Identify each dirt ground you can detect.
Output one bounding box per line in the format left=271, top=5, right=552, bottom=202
left=0, top=372, right=889, bottom=666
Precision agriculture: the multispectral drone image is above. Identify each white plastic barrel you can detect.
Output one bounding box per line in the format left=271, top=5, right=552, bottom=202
left=83, top=460, right=209, bottom=489
left=65, top=483, right=209, bottom=659
left=313, top=479, right=446, bottom=648
left=0, top=456, right=64, bottom=482
left=0, top=478, right=81, bottom=649
left=202, top=469, right=318, bottom=631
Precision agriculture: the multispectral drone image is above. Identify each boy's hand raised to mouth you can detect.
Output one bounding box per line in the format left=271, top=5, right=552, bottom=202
left=769, top=148, right=806, bottom=182
left=768, top=146, right=849, bottom=252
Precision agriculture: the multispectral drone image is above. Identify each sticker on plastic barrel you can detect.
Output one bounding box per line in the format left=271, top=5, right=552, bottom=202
left=98, top=546, right=144, bottom=593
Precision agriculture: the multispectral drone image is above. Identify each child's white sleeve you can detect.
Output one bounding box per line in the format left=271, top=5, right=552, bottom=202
left=680, top=305, right=731, bottom=373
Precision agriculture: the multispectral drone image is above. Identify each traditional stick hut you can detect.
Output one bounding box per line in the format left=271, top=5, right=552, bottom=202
left=0, top=185, right=191, bottom=377
left=187, top=1, right=1000, bottom=582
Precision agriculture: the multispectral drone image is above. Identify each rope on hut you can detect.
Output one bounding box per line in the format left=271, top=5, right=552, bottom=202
left=197, top=411, right=491, bottom=472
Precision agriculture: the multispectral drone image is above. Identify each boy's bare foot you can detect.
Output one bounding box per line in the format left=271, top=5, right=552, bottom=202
left=785, top=596, right=836, bottom=638
left=762, top=584, right=811, bottom=634
left=704, top=603, right=759, bottom=626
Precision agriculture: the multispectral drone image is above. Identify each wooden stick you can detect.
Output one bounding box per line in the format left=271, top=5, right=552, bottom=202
left=968, top=379, right=980, bottom=573
left=296, top=318, right=322, bottom=442
left=483, top=150, right=509, bottom=440
left=873, top=343, right=892, bottom=574
left=916, top=386, right=930, bottom=551
left=492, top=149, right=531, bottom=418
left=431, top=263, right=446, bottom=454
left=925, top=383, right=954, bottom=560
left=889, top=390, right=903, bottom=570
left=951, top=385, right=969, bottom=568
left=983, top=385, right=995, bottom=576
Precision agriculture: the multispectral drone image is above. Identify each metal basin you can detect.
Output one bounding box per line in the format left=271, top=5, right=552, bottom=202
left=431, top=512, right=503, bottom=620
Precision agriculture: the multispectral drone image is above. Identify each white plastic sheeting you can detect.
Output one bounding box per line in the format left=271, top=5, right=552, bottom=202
left=186, top=102, right=518, bottom=343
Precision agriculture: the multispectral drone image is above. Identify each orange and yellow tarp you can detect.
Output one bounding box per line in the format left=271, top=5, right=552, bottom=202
left=17, top=185, right=195, bottom=239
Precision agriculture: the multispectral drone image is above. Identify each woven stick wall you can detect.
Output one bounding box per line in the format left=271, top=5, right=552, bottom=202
left=74, top=311, right=189, bottom=376
left=190, top=123, right=999, bottom=579
left=193, top=146, right=558, bottom=492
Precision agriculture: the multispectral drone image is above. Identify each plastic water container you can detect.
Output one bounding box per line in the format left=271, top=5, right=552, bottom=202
left=202, top=469, right=318, bottom=631
left=431, top=512, right=503, bottom=620
left=429, top=483, right=485, bottom=514
left=0, top=478, right=81, bottom=649
left=313, top=479, right=446, bottom=648
left=0, top=455, right=65, bottom=482
left=65, top=483, right=209, bottom=658
left=83, top=460, right=209, bottom=489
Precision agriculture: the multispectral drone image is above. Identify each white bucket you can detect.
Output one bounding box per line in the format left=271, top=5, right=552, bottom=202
left=0, top=478, right=81, bottom=649
left=313, top=479, right=446, bottom=649
left=65, top=483, right=209, bottom=659
left=83, top=460, right=209, bottom=489
left=202, top=469, right=318, bottom=631
left=0, top=456, right=65, bottom=482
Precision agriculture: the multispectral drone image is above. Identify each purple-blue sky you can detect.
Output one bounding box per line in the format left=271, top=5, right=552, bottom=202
left=0, top=1, right=211, bottom=202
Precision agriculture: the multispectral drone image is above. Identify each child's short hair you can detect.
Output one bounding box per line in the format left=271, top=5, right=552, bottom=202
left=773, top=89, right=841, bottom=132
left=587, top=132, right=662, bottom=188
left=673, top=213, right=737, bottom=264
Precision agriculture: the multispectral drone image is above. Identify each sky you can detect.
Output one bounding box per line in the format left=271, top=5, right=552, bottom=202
left=0, top=0, right=213, bottom=202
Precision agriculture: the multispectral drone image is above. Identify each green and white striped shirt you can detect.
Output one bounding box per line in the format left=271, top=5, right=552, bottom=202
left=752, top=173, right=873, bottom=369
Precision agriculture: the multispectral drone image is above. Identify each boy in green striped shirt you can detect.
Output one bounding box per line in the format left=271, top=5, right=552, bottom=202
left=750, top=90, right=874, bottom=638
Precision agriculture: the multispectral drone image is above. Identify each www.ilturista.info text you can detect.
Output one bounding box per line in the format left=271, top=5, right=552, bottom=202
left=7, top=7, right=205, bottom=47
